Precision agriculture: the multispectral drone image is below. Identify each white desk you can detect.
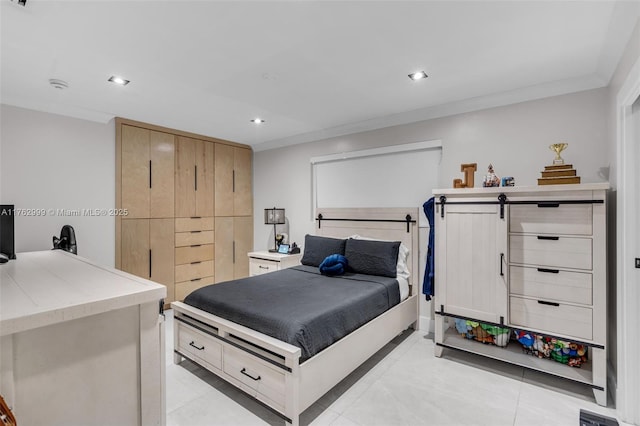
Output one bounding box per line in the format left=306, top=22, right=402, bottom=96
left=0, top=250, right=166, bottom=425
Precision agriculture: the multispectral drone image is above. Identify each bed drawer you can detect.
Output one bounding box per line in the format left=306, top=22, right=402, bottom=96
left=177, top=322, right=222, bottom=370
left=510, top=204, right=592, bottom=235
left=510, top=296, right=592, bottom=340
left=175, top=217, right=214, bottom=232
left=175, top=260, right=215, bottom=282
left=223, top=345, right=285, bottom=411
left=509, top=266, right=592, bottom=305
left=175, top=244, right=214, bottom=265
left=175, top=276, right=214, bottom=301
left=175, top=231, right=214, bottom=247
left=510, top=235, right=592, bottom=270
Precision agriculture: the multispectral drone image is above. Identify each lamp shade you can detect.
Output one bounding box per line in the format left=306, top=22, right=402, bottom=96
left=264, top=208, right=285, bottom=225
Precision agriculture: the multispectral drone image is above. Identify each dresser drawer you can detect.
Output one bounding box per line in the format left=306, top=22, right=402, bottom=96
left=175, top=217, right=214, bottom=232
left=510, top=296, right=592, bottom=340
left=249, top=258, right=280, bottom=276
left=175, top=244, right=214, bottom=265
left=510, top=266, right=592, bottom=305
left=175, top=260, right=215, bottom=282
left=510, top=204, right=592, bottom=235
left=510, top=235, right=592, bottom=270
left=175, top=276, right=214, bottom=301
left=175, top=231, right=214, bottom=247
left=177, top=322, right=222, bottom=370
left=223, top=346, right=285, bottom=411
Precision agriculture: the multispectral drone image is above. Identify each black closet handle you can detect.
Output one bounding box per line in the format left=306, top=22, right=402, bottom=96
left=194, top=165, right=198, bottom=191
left=537, top=268, right=559, bottom=274
left=537, top=236, right=559, bottom=241
left=537, top=300, right=560, bottom=307
left=149, top=160, right=152, bottom=188
left=537, top=203, right=559, bottom=208
left=240, top=368, right=261, bottom=381
left=500, top=253, right=504, bottom=276
left=149, top=249, right=152, bottom=277
left=190, top=278, right=201, bottom=282
left=232, top=170, right=236, bottom=192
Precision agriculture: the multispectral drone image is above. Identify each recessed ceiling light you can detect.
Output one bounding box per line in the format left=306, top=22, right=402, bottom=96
left=250, top=118, right=265, bottom=124
left=108, top=76, right=130, bottom=86
left=408, top=71, right=428, bottom=81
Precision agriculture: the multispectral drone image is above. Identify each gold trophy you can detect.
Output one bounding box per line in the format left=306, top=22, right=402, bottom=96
left=549, top=143, right=568, bottom=165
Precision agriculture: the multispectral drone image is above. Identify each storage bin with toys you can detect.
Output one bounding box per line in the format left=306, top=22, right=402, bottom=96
left=454, top=318, right=510, bottom=347
left=513, top=329, right=588, bottom=367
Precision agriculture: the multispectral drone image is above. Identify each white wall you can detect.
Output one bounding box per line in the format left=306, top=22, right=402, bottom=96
left=0, top=105, right=115, bottom=267
left=254, top=87, right=609, bottom=253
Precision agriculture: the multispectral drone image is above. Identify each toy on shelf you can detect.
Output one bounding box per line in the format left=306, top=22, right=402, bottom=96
left=454, top=318, right=510, bottom=347
left=513, top=329, right=588, bottom=367
left=483, top=164, right=500, bottom=187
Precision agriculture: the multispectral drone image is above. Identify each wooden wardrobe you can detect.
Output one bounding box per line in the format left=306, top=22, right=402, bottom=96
left=115, top=118, right=253, bottom=304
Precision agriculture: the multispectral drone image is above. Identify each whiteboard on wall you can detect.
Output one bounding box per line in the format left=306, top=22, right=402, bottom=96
left=311, top=140, right=441, bottom=226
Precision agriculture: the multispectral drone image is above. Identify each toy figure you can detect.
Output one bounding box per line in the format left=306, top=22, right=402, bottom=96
left=483, top=164, right=500, bottom=187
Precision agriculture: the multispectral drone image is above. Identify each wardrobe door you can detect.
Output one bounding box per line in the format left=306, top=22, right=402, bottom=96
left=149, top=131, right=175, bottom=218
left=233, top=216, right=252, bottom=279
left=175, top=137, right=197, bottom=217
left=195, top=140, right=215, bottom=217
left=233, top=148, right=252, bottom=216
left=121, top=126, right=150, bottom=218
left=121, top=218, right=150, bottom=278
left=215, top=216, right=234, bottom=283
left=150, top=219, right=175, bottom=302
left=215, top=143, right=234, bottom=216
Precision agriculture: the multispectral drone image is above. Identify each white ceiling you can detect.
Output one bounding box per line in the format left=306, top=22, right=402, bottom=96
left=1, top=1, right=638, bottom=151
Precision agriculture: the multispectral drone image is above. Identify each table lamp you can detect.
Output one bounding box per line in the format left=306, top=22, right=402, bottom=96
left=264, top=207, right=285, bottom=252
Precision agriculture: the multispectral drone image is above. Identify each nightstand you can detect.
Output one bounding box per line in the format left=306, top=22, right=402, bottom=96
left=248, top=251, right=302, bottom=277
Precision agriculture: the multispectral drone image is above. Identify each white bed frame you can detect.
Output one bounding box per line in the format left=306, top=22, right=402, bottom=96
left=171, top=208, right=420, bottom=425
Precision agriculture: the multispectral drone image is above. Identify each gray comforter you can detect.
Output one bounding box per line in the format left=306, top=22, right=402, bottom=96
left=183, top=265, right=400, bottom=362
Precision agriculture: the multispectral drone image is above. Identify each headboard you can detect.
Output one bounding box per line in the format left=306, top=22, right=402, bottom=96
left=314, top=208, right=420, bottom=292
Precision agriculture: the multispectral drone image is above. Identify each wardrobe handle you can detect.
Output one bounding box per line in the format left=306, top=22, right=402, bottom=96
left=240, top=368, right=261, bottom=381
left=537, top=236, right=559, bottom=241
left=537, top=268, right=559, bottom=274
left=537, top=203, right=559, bottom=208
left=500, top=253, right=504, bottom=276
left=149, top=249, right=152, bottom=277
left=149, top=160, right=152, bottom=188
left=232, top=170, right=235, bottom=192
left=232, top=241, right=236, bottom=263
left=190, top=278, right=201, bottom=282
left=537, top=300, right=560, bottom=307
left=189, top=341, right=204, bottom=351
left=194, top=165, right=198, bottom=191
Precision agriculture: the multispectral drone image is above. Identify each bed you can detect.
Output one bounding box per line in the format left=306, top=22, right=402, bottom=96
left=171, top=208, right=419, bottom=425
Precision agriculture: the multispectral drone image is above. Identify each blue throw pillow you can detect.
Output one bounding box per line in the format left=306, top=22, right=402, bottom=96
left=319, top=254, right=348, bottom=276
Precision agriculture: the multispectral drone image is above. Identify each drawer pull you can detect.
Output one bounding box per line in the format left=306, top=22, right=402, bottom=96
left=190, top=278, right=202, bottom=282
left=189, top=341, right=204, bottom=351
left=500, top=253, right=504, bottom=276
left=190, top=230, right=202, bottom=233
left=537, top=300, right=560, bottom=307
left=240, top=368, right=261, bottom=381
left=190, top=261, right=202, bottom=265
left=258, top=265, right=270, bottom=270
left=190, top=244, right=202, bottom=247
left=537, top=202, right=560, bottom=208
left=537, top=268, right=559, bottom=274
left=537, top=236, right=559, bottom=241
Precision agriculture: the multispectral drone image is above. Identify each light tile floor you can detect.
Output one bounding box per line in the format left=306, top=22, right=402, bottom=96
left=164, top=310, right=627, bottom=426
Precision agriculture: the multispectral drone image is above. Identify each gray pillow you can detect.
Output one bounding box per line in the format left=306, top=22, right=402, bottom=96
left=344, top=238, right=400, bottom=278
left=301, top=235, right=347, bottom=267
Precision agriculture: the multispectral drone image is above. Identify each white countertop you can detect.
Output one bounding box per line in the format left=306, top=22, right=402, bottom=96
left=0, top=250, right=166, bottom=336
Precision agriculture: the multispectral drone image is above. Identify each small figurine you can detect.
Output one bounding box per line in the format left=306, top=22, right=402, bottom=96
left=453, top=163, right=477, bottom=188
left=483, top=164, right=500, bottom=187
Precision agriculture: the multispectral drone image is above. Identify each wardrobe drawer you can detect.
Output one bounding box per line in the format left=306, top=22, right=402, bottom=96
left=510, top=296, right=592, bottom=340
left=175, top=231, right=214, bottom=247
left=510, top=204, right=592, bottom=235
left=175, top=276, right=214, bottom=301
left=510, top=235, right=592, bottom=270
left=175, top=244, right=214, bottom=265
left=223, top=345, right=285, bottom=412
left=177, top=322, right=222, bottom=370
left=175, top=217, right=214, bottom=232
left=175, top=260, right=215, bottom=282
left=510, top=266, right=592, bottom=305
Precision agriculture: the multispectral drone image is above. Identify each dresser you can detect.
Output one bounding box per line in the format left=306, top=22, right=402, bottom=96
left=433, top=183, right=608, bottom=405
left=248, top=251, right=302, bottom=276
